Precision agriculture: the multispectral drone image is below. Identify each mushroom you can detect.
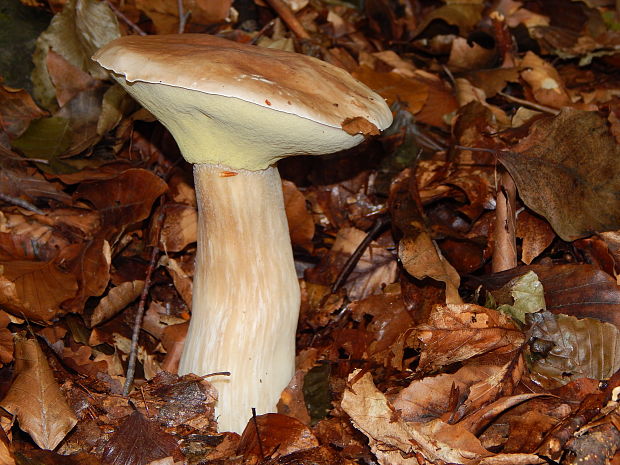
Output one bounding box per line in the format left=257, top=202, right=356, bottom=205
left=93, top=33, right=392, bottom=433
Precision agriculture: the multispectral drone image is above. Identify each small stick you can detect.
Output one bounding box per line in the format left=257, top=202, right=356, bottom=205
left=498, top=91, right=560, bottom=115
left=0, top=192, right=45, bottom=215
left=263, top=0, right=310, bottom=39
left=104, top=0, right=147, bottom=36
left=123, top=206, right=165, bottom=395
left=251, top=408, right=265, bottom=460
left=177, top=0, right=190, bottom=34
left=331, top=215, right=390, bottom=293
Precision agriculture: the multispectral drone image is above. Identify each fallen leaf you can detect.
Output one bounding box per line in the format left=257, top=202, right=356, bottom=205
left=477, top=264, right=620, bottom=328
left=282, top=180, right=315, bottom=251
left=89, top=280, right=145, bottom=327
left=0, top=336, right=77, bottom=450
left=498, top=109, right=620, bottom=241
left=353, top=66, right=428, bottom=114
left=0, top=85, right=47, bottom=138
left=158, top=203, right=197, bottom=253
left=520, top=51, right=571, bottom=108
left=516, top=210, right=556, bottom=264
left=416, top=304, right=525, bottom=372
left=399, top=233, right=462, bottom=305
left=342, top=370, right=492, bottom=465
left=237, top=413, right=319, bottom=460
left=528, top=311, right=620, bottom=389
left=490, top=271, right=546, bottom=324
left=102, top=411, right=183, bottom=465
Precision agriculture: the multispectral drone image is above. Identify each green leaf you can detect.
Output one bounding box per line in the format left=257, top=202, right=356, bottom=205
left=491, top=271, right=546, bottom=324
left=10, top=116, right=77, bottom=174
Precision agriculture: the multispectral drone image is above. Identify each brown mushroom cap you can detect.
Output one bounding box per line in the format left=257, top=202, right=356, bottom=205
left=93, top=34, right=392, bottom=131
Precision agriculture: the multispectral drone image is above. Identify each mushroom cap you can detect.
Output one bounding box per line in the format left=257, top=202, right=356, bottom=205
left=93, top=34, right=392, bottom=132
left=93, top=34, right=392, bottom=169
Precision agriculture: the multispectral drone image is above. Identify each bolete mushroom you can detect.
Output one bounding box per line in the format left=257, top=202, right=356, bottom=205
left=93, top=33, right=392, bottom=433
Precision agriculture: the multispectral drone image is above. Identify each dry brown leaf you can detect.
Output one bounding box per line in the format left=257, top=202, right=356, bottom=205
left=238, top=413, right=319, bottom=461
left=74, top=168, right=168, bottom=237
left=448, top=37, right=497, bottom=72
left=499, top=109, right=620, bottom=241
left=342, top=370, right=492, bottom=465
left=349, top=291, right=414, bottom=369
left=0, top=336, right=77, bottom=450
left=102, top=410, right=183, bottom=465
left=0, top=85, right=47, bottom=138
left=282, top=180, right=315, bottom=251
left=399, top=233, right=462, bottom=304
left=139, top=372, right=217, bottom=431
left=46, top=50, right=98, bottom=107
left=528, top=311, right=620, bottom=389
left=0, top=427, right=14, bottom=465
left=0, top=255, right=78, bottom=323
left=89, top=280, right=145, bottom=327
left=479, top=264, right=620, bottom=328
left=416, top=304, right=524, bottom=372
left=330, top=227, right=398, bottom=301
left=520, top=52, right=571, bottom=108
left=352, top=66, right=428, bottom=114
left=158, top=204, right=197, bottom=253
left=64, top=238, right=111, bottom=313
left=393, top=364, right=504, bottom=422
left=516, top=210, right=556, bottom=264
left=158, top=255, right=193, bottom=307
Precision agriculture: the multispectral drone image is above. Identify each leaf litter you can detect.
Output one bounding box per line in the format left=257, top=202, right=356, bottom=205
left=1, top=0, right=620, bottom=464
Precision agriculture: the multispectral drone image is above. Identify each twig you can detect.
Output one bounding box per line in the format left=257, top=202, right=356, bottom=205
left=122, top=206, right=165, bottom=395
left=251, top=408, right=265, bottom=460
left=177, top=0, right=190, bottom=34
left=263, top=0, right=310, bottom=40
left=331, top=215, right=390, bottom=293
left=104, top=0, right=147, bottom=36
left=498, top=91, right=560, bottom=115
left=0, top=145, right=49, bottom=164
left=0, top=192, right=45, bottom=215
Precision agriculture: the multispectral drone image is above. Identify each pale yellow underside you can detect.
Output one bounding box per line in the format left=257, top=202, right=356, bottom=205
left=116, top=79, right=364, bottom=170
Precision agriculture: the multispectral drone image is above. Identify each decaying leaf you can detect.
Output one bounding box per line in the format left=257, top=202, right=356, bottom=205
left=237, top=413, right=319, bottom=461
left=89, top=280, right=145, bottom=327
left=528, top=311, right=620, bottom=389
left=282, top=180, right=315, bottom=251
left=399, top=233, right=463, bottom=304
left=102, top=411, right=183, bottom=465
left=498, top=109, right=620, bottom=241
left=489, top=271, right=546, bottom=324
left=342, top=370, right=492, bottom=465
left=0, top=335, right=77, bottom=450
left=0, top=243, right=78, bottom=323
left=416, top=304, right=525, bottom=372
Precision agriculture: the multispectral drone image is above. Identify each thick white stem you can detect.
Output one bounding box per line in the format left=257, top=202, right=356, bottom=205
left=178, top=164, right=300, bottom=434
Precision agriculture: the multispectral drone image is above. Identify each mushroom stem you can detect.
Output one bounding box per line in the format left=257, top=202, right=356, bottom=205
left=179, top=163, right=300, bottom=434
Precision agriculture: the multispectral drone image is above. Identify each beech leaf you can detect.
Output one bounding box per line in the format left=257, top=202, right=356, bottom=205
left=0, top=336, right=77, bottom=450
left=416, top=304, right=525, bottom=372
left=498, top=109, right=620, bottom=241
left=342, top=370, right=492, bottom=465
left=89, top=280, right=145, bottom=327
left=102, top=411, right=182, bottom=465
left=399, top=233, right=462, bottom=304
left=528, top=311, right=620, bottom=389
left=490, top=271, right=546, bottom=324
